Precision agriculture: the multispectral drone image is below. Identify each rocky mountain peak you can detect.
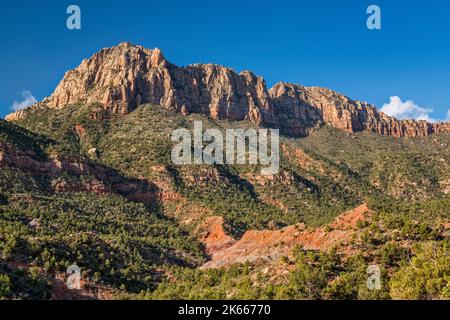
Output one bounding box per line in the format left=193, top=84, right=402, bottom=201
left=6, top=43, right=450, bottom=138
left=43, top=43, right=169, bottom=114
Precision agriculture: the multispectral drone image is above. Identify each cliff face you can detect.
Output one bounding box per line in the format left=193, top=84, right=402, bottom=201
left=269, top=83, right=450, bottom=137
left=45, top=42, right=170, bottom=114
left=6, top=42, right=449, bottom=137
left=37, top=42, right=273, bottom=125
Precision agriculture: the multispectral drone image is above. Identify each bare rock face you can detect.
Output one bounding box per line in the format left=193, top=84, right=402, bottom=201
left=46, top=42, right=170, bottom=114
left=5, top=103, right=45, bottom=121
left=6, top=42, right=449, bottom=138
left=269, top=83, right=450, bottom=137
left=5, top=110, right=26, bottom=122
left=42, top=42, right=274, bottom=124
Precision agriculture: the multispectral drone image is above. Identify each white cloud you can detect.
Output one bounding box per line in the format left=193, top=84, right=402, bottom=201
left=447, top=109, right=450, bottom=120
left=380, top=96, right=435, bottom=122
left=11, top=91, right=37, bottom=111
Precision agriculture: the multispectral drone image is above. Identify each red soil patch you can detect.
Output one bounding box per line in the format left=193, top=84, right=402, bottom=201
left=199, top=216, right=236, bottom=254
left=329, top=204, right=369, bottom=230
left=201, top=204, right=372, bottom=269
left=73, top=124, right=86, bottom=138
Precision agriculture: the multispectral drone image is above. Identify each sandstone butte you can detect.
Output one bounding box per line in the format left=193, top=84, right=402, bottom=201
left=5, top=42, right=450, bottom=138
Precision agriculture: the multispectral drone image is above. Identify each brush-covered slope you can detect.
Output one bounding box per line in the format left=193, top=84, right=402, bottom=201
left=0, top=117, right=206, bottom=299
left=12, top=102, right=449, bottom=229
left=1, top=102, right=449, bottom=299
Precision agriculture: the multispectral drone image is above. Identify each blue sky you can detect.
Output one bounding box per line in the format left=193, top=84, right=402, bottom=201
left=1, top=0, right=449, bottom=120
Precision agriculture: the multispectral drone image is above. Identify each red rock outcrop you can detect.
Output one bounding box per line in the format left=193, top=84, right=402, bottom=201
left=0, top=141, right=158, bottom=207
left=5, top=42, right=449, bottom=138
